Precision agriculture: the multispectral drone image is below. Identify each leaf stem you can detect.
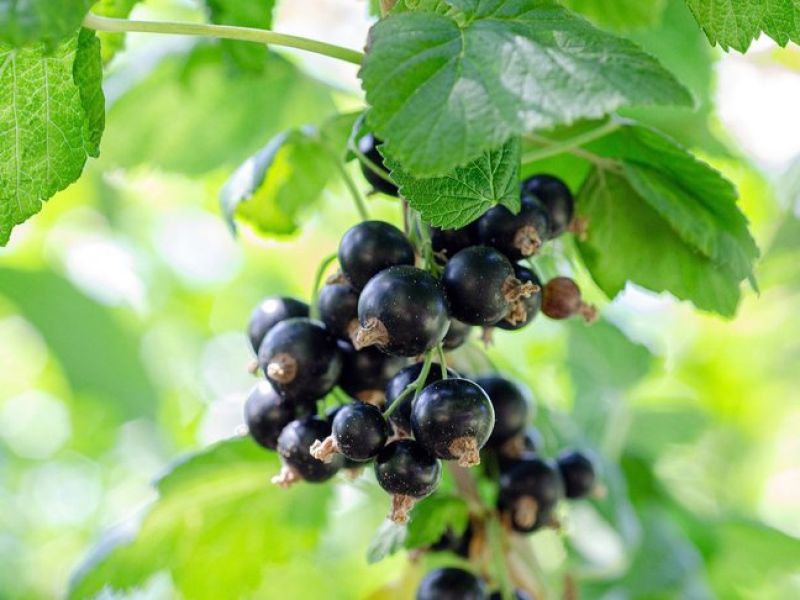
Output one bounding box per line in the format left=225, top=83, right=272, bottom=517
left=82, top=13, right=364, bottom=65
left=521, top=120, right=621, bottom=164
left=310, top=253, right=338, bottom=317
left=321, top=141, right=370, bottom=220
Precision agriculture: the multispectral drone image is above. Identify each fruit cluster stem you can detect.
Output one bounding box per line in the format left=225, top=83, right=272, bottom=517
left=310, top=253, right=339, bottom=318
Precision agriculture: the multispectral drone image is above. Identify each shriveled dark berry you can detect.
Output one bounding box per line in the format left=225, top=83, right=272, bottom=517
left=375, top=439, right=441, bottom=523
left=416, top=567, right=486, bottom=600
left=245, top=381, right=311, bottom=450
left=477, top=197, right=550, bottom=260
left=358, top=133, right=398, bottom=196
left=412, top=378, right=495, bottom=467
left=498, top=457, right=562, bottom=533
left=337, top=341, right=407, bottom=403
left=496, top=265, right=542, bottom=330
left=338, top=221, right=414, bottom=290
left=430, top=224, right=477, bottom=259
left=542, top=277, right=597, bottom=322
left=475, top=376, right=532, bottom=447
left=247, top=297, right=308, bottom=353
left=272, top=417, right=344, bottom=487
left=356, top=266, right=450, bottom=357
left=557, top=449, right=597, bottom=499
left=521, top=174, right=574, bottom=238
left=318, top=283, right=360, bottom=342
left=442, top=318, right=472, bottom=350
left=383, top=362, right=457, bottom=434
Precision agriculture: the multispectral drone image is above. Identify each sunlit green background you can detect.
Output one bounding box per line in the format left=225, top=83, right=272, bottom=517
left=1, top=1, right=799, bottom=599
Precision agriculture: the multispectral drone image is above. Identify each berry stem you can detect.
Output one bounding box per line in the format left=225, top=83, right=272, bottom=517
left=521, top=120, right=620, bottom=164
left=310, top=253, right=339, bottom=318
left=436, top=345, right=448, bottom=378
left=382, top=350, right=434, bottom=418
left=82, top=13, right=365, bottom=65
left=320, top=140, right=370, bottom=221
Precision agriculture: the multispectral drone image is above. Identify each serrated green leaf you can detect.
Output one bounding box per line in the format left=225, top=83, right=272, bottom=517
left=102, top=45, right=335, bottom=174
left=0, top=0, right=93, bottom=47
left=207, top=0, right=276, bottom=72
left=388, top=137, right=521, bottom=229
left=69, top=437, right=334, bottom=600
left=0, top=31, right=105, bottom=245
left=562, top=0, right=667, bottom=31
left=576, top=169, right=742, bottom=316
left=405, top=494, right=470, bottom=549
left=685, top=0, right=800, bottom=52
left=360, top=0, right=692, bottom=177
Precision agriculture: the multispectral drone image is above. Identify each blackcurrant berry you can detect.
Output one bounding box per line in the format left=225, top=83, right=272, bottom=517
left=383, top=362, right=456, bottom=434
left=496, top=426, right=543, bottom=474
left=272, top=417, right=344, bottom=487
left=258, top=318, right=342, bottom=401
left=337, top=341, right=407, bottom=404
left=430, top=523, right=472, bottom=558
left=358, top=133, right=398, bottom=196
left=498, top=457, right=562, bottom=533
left=355, top=266, right=450, bottom=357
left=443, top=246, right=536, bottom=326
left=475, top=376, right=531, bottom=447
left=375, top=439, right=441, bottom=523
left=247, top=297, right=309, bottom=353
left=338, top=221, right=415, bottom=290
left=416, top=568, right=486, bottom=600
left=489, top=591, right=531, bottom=600
left=312, top=402, right=389, bottom=463
left=477, top=196, right=551, bottom=261
left=318, top=283, right=359, bottom=342
left=442, top=318, right=472, bottom=350
left=496, top=265, right=542, bottom=330
left=557, top=449, right=597, bottom=499
left=245, top=381, right=311, bottom=450
left=521, top=174, right=574, bottom=239
left=412, top=378, right=494, bottom=467
left=430, top=224, right=477, bottom=259
left=542, top=277, right=597, bottom=322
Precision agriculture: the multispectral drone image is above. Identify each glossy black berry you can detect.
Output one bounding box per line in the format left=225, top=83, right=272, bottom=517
left=476, top=376, right=531, bottom=447
left=318, top=283, right=359, bottom=341
left=358, top=133, right=398, bottom=196
left=416, top=568, right=486, bottom=600
left=337, top=341, right=407, bottom=403
left=245, top=381, right=309, bottom=450
left=443, top=246, right=534, bottom=326
left=247, top=297, right=309, bottom=353
left=498, top=457, right=562, bottom=533
left=442, top=318, right=472, bottom=350
left=331, top=402, right=389, bottom=462
left=338, top=221, right=415, bottom=290
left=542, top=277, right=597, bottom=322
left=430, top=224, right=477, bottom=259
left=496, top=265, right=542, bottom=331
left=384, top=362, right=456, bottom=434
left=412, top=378, right=494, bottom=467
left=273, top=417, right=344, bottom=486
left=375, top=439, right=441, bottom=497
left=557, top=449, right=597, bottom=499
left=521, top=174, right=574, bottom=238
left=258, top=318, right=342, bottom=401
left=356, top=266, right=450, bottom=357
left=497, top=426, right=542, bottom=474
left=477, top=195, right=551, bottom=261
left=490, top=591, right=531, bottom=600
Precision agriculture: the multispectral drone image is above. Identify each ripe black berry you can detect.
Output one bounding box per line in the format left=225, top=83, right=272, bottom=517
left=521, top=174, right=574, bottom=239
left=542, top=277, right=597, bottom=322
left=247, top=297, right=309, bottom=353
left=245, top=381, right=311, bottom=450
left=272, top=417, right=344, bottom=487
left=375, top=439, right=441, bottom=523
left=477, top=197, right=550, bottom=260
left=384, top=362, right=456, bottom=434
left=496, top=426, right=543, bottom=474
left=442, top=318, right=472, bottom=350
left=338, top=221, right=415, bottom=290
left=258, top=318, right=342, bottom=401
left=498, top=457, right=562, bottom=533
left=318, top=283, right=359, bottom=342
left=412, top=378, right=495, bottom=467
left=443, top=246, right=536, bottom=326
left=337, top=341, right=407, bottom=404
left=475, top=376, right=531, bottom=447
left=416, top=568, right=486, bottom=600
left=490, top=591, right=531, bottom=600
left=430, top=224, right=477, bottom=259
left=358, top=133, right=398, bottom=196
left=355, top=266, right=450, bottom=357
left=557, top=449, right=597, bottom=499
left=312, top=402, right=389, bottom=463
left=496, top=265, right=542, bottom=330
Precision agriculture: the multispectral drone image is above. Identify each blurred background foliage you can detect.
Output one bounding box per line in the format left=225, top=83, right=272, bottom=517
left=0, top=0, right=799, bottom=598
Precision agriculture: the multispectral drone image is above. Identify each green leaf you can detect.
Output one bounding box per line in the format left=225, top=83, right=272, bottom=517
left=0, top=30, right=105, bottom=245
left=366, top=519, right=408, bottom=564
left=0, top=0, right=92, bottom=47
left=102, top=45, right=335, bottom=174
left=360, top=0, right=692, bottom=177
left=561, top=0, right=667, bottom=31
left=576, top=169, right=742, bottom=316
left=69, top=437, right=334, bottom=600
left=387, top=137, right=521, bottom=229
left=405, top=494, right=470, bottom=550
left=207, top=0, right=276, bottom=72
left=685, top=0, right=800, bottom=52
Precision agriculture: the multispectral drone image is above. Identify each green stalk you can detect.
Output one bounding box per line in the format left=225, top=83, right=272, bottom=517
left=437, top=345, right=448, bottom=378
left=82, top=13, right=364, bottom=65
left=309, top=253, right=338, bottom=318
left=521, top=120, right=621, bottom=164
left=383, top=351, right=434, bottom=418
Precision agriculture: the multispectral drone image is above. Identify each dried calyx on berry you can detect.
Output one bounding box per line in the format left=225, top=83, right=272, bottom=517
left=477, top=196, right=551, bottom=260
left=496, top=264, right=542, bottom=331
left=541, top=277, right=597, bottom=323
left=498, top=456, right=563, bottom=533
left=374, top=439, right=441, bottom=523
left=521, top=174, right=575, bottom=239
left=311, top=402, right=389, bottom=463
left=272, top=417, right=344, bottom=488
